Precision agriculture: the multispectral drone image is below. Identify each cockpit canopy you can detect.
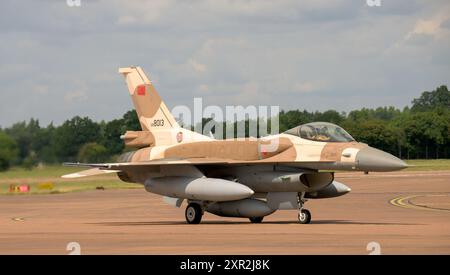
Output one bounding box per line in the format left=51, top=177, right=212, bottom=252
left=284, top=122, right=355, bottom=142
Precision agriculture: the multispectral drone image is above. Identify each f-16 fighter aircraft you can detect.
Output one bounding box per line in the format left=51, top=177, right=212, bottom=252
left=63, top=66, right=408, bottom=224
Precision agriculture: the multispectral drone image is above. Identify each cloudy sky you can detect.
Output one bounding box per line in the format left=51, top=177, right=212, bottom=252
left=0, top=0, right=449, bottom=127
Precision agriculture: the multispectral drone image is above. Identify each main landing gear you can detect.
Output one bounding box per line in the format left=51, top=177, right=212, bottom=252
left=297, top=192, right=311, bottom=224
left=184, top=194, right=312, bottom=224
left=185, top=203, right=203, bottom=224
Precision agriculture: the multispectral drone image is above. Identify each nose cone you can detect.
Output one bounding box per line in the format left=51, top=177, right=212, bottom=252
left=356, top=147, right=408, bottom=172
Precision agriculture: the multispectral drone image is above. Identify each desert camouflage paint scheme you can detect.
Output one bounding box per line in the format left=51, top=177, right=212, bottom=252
left=63, top=66, right=407, bottom=224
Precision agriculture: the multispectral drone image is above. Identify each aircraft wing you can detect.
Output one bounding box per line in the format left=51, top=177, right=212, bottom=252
left=63, top=158, right=230, bottom=169
left=61, top=158, right=229, bottom=178
left=62, top=158, right=336, bottom=178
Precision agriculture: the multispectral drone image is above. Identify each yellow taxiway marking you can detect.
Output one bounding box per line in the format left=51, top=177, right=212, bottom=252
left=389, top=194, right=450, bottom=213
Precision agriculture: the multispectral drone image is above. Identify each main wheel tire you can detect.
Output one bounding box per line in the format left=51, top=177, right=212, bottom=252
left=249, top=217, right=264, bottom=223
left=185, top=203, right=203, bottom=224
left=298, top=209, right=311, bottom=224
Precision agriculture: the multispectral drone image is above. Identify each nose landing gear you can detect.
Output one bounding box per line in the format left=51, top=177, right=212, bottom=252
left=298, top=192, right=311, bottom=224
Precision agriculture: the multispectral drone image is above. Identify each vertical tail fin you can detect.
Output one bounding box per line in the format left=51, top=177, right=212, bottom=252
left=119, top=66, right=179, bottom=131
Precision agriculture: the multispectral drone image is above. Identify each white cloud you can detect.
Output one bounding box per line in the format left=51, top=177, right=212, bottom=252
left=114, top=0, right=176, bottom=25
left=0, top=0, right=449, bottom=127
left=64, top=90, right=88, bottom=103
left=188, top=58, right=207, bottom=73
left=406, top=13, right=450, bottom=40
left=198, top=84, right=210, bottom=93
left=395, top=1, right=450, bottom=45
left=32, top=85, right=49, bottom=95
left=292, top=82, right=316, bottom=93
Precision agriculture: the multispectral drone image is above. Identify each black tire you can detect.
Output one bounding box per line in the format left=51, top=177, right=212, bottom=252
left=298, top=209, right=311, bottom=224
left=249, top=217, right=264, bottom=223
left=185, top=203, right=203, bottom=224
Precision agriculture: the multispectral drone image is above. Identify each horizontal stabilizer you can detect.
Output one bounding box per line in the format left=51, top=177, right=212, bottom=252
left=61, top=168, right=120, bottom=179
left=121, top=130, right=155, bottom=148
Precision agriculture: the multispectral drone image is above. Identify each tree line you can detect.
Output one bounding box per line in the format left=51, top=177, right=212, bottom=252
left=0, top=85, right=449, bottom=171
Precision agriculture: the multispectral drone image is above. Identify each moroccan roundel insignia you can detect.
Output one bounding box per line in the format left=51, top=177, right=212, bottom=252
left=176, top=131, right=183, bottom=143
left=137, top=85, right=146, bottom=96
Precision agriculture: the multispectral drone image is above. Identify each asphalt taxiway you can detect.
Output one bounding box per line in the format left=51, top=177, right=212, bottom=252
left=0, top=171, right=449, bottom=254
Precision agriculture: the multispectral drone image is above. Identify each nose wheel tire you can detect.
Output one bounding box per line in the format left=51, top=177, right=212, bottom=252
left=185, top=203, right=203, bottom=224
left=249, top=217, right=264, bottom=223
left=298, top=209, right=311, bottom=224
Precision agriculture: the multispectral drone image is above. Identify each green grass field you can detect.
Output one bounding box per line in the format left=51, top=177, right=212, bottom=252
left=404, top=159, right=450, bottom=171
left=0, top=165, right=142, bottom=195
left=0, top=165, right=81, bottom=179
left=0, top=160, right=449, bottom=195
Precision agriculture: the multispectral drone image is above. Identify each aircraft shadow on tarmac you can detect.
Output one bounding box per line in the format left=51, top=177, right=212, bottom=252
left=88, top=220, right=423, bottom=226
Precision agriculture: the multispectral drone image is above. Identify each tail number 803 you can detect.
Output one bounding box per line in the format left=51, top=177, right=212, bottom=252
left=151, top=119, right=165, bottom=127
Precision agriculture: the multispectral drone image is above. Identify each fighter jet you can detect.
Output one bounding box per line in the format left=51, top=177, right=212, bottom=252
left=62, top=66, right=408, bottom=224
